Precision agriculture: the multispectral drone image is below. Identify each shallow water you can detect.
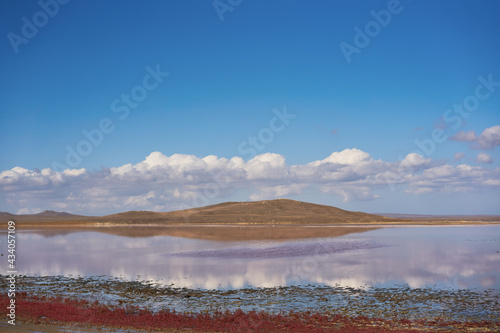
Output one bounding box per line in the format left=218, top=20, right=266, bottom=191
left=1, top=225, right=499, bottom=290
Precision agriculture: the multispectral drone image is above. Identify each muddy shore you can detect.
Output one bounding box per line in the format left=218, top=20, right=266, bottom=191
left=1, top=275, right=499, bottom=332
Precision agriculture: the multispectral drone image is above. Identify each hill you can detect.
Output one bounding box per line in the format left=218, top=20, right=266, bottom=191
left=2, top=199, right=405, bottom=224
left=7, top=199, right=499, bottom=225
left=99, top=199, right=405, bottom=224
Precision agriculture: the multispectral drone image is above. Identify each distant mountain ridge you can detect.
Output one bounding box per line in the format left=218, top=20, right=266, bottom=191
left=0, top=210, right=90, bottom=223
left=0, top=210, right=81, bottom=217
left=36, top=210, right=77, bottom=217
left=0, top=212, right=14, bottom=217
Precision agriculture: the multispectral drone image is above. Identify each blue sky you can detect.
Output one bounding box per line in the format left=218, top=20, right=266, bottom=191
left=1, top=0, right=499, bottom=215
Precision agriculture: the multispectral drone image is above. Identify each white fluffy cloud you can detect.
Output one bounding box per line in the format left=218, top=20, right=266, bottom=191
left=476, top=152, right=493, bottom=164
left=1, top=148, right=499, bottom=214
left=451, top=125, right=500, bottom=150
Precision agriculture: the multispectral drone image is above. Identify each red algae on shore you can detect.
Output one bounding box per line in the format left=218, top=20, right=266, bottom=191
left=2, top=293, right=499, bottom=332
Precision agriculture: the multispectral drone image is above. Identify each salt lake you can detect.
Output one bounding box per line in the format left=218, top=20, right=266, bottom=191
left=3, top=225, right=499, bottom=291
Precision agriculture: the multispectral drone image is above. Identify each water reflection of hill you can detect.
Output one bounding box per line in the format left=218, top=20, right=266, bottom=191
left=28, top=225, right=380, bottom=241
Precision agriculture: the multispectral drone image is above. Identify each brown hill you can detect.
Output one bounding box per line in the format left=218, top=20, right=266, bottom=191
left=3, top=200, right=498, bottom=226
left=99, top=199, right=405, bottom=224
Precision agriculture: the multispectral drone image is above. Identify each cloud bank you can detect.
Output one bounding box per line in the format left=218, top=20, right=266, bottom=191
left=1, top=148, right=499, bottom=215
